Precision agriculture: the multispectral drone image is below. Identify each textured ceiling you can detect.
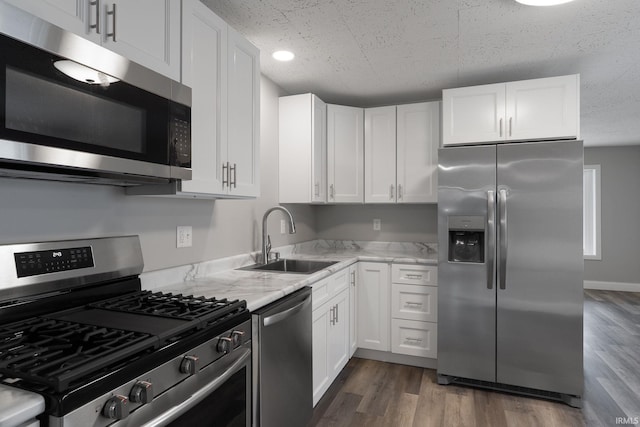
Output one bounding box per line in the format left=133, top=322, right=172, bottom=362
left=203, top=0, right=640, bottom=147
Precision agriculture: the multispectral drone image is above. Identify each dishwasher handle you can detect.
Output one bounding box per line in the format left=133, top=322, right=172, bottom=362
left=263, top=296, right=311, bottom=327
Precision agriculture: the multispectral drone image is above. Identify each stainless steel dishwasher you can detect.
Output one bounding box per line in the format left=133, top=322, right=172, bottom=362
left=252, top=287, right=312, bottom=427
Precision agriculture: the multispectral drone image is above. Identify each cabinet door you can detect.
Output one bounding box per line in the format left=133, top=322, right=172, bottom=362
left=357, top=262, right=390, bottom=351
left=104, top=0, right=181, bottom=80
left=327, top=104, right=364, bottom=203
left=349, top=265, right=357, bottom=357
left=312, top=304, right=330, bottom=407
left=327, top=290, right=349, bottom=380
left=397, top=102, right=440, bottom=203
left=227, top=27, right=260, bottom=197
left=311, top=95, right=327, bottom=203
left=180, top=0, right=227, bottom=195
left=4, top=0, right=100, bottom=43
left=442, top=83, right=505, bottom=145
left=505, top=74, right=579, bottom=141
left=364, top=106, right=397, bottom=203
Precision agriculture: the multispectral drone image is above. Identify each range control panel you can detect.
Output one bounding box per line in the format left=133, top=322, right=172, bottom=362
left=14, top=246, right=94, bottom=278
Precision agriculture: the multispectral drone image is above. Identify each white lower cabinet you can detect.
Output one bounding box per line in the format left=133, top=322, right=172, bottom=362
left=349, top=264, right=357, bottom=357
left=390, top=264, right=438, bottom=359
left=357, top=262, right=390, bottom=351
left=312, top=268, right=351, bottom=406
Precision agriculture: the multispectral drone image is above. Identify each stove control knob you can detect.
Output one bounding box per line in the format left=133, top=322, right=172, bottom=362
left=102, top=395, right=130, bottom=420
left=231, top=330, right=245, bottom=347
left=130, top=380, right=154, bottom=404
left=217, top=337, right=232, bottom=354
left=180, top=355, right=199, bottom=375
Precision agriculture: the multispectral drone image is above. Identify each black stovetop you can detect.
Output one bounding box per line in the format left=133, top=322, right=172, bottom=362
left=0, top=290, right=249, bottom=415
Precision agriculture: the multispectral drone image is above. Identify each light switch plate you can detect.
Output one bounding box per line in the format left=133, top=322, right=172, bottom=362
left=177, top=226, right=192, bottom=248
left=373, top=219, right=381, bottom=231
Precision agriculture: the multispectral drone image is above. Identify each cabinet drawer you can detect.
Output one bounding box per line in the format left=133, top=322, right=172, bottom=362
left=391, top=319, right=437, bottom=358
left=391, top=284, right=437, bottom=322
left=391, top=264, right=437, bottom=286
left=328, top=267, right=350, bottom=296
left=312, top=277, right=330, bottom=311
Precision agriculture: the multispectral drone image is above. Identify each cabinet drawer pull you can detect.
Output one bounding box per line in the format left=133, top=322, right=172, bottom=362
left=405, top=274, right=423, bottom=280
left=89, top=0, right=100, bottom=34
left=106, top=3, right=116, bottom=42
left=404, top=337, right=423, bottom=344
left=404, top=301, right=423, bottom=308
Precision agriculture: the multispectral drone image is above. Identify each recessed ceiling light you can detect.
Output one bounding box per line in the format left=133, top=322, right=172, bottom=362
left=272, top=50, right=295, bottom=62
left=515, top=0, right=576, bottom=5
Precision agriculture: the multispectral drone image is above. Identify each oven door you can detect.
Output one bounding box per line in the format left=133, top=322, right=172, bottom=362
left=140, top=343, right=251, bottom=427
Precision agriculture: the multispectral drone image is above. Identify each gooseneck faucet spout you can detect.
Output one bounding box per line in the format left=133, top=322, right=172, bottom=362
left=262, top=206, right=296, bottom=264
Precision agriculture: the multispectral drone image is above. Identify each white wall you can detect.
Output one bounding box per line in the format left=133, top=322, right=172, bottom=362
left=314, top=204, right=437, bottom=242
left=584, top=146, right=640, bottom=284
left=0, top=76, right=315, bottom=272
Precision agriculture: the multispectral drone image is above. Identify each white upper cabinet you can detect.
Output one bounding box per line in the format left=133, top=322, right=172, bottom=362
left=279, top=94, right=327, bottom=204
left=396, top=102, right=440, bottom=203
left=442, top=74, right=579, bottom=146
left=327, top=104, right=364, bottom=203
left=364, top=106, right=397, bottom=203
left=364, top=102, right=440, bottom=204
left=226, top=26, right=260, bottom=197
left=179, top=0, right=227, bottom=196
left=102, top=0, right=181, bottom=81
left=6, top=0, right=180, bottom=80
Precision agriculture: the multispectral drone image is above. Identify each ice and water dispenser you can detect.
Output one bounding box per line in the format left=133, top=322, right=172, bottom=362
left=447, top=216, right=485, bottom=263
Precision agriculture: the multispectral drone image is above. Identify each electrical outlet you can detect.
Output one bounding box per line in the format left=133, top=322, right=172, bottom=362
left=280, top=219, right=286, bottom=234
left=373, top=219, right=381, bottom=231
left=177, top=226, right=192, bottom=248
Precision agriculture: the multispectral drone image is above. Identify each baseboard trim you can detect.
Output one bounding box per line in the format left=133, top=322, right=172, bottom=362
left=584, top=280, right=640, bottom=292
left=353, top=348, right=437, bottom=369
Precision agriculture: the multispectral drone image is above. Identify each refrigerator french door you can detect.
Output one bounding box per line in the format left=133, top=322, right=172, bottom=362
left=437, top=140, right=583, bottom=407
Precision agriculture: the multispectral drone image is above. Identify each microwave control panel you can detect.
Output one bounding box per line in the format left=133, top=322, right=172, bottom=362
left=170, top=103, right=191, bottom=168
left=14, top=246, right=94, bottom=278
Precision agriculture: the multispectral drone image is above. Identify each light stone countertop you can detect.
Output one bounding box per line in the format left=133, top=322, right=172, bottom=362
left=0, top=384, right=45, bottom=427
left=144, top=240, right=437, bottom=312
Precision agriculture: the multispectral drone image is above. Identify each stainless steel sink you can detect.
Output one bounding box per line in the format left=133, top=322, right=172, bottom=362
left=239, top=259, right=338, bottom=274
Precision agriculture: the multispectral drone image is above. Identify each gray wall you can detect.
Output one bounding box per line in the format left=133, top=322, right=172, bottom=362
left=314, top=204, right=438, bottom=242
left=0, top=76, right=315, bottom=272
left=584, top=146, right=640, bottom=283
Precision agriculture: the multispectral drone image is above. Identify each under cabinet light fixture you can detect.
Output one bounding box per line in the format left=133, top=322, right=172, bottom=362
left=515, top=0, right=576, bottom=5
left=53, top=60, right=119, bottom=86
left=272, top=50, right=295, bottom=61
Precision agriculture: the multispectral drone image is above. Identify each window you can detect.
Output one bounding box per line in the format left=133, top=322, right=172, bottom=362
left=583, top=165, right=601, bottom=260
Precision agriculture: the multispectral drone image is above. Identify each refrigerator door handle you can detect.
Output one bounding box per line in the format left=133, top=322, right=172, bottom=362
left=498, top=188, right=508, bottom=290
left=487, top=190, right=496, bottom=290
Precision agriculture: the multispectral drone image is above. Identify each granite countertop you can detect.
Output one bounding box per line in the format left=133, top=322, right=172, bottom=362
left=145, top=240, right=437, bottom=312
left=0, top=384, right=45, bottom=427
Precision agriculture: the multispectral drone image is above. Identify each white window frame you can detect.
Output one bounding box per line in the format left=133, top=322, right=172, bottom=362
left=583, top=164, right=601, bottom=260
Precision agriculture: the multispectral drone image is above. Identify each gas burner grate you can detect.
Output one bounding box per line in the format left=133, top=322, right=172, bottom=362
left=89, top=291, right=246, bottom=325
left=0, top=317, right=157, bottom=392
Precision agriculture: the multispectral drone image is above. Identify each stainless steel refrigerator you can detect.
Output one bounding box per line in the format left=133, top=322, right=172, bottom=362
left=437, top=139, right=584, bottom=407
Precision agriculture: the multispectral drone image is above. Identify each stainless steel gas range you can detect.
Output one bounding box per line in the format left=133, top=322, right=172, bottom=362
left=0, top=236, right=251, bottom=427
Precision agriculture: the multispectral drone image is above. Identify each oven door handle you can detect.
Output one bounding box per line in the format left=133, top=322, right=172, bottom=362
left=140, top=348, right=250, bottom=427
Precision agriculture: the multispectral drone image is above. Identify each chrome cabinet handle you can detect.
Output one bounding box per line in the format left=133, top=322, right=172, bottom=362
left=509, top=117, right=513, bottom=137
left=398, top=184, right=403, bottom=200
left=499, top=118, right=503, bottom=137
left=329, top=306, right=335, bottom=325
left=350, top=270, right=356, bottom=286
left=498, top=189, right=508, bottom=290
left=390, top=185, right=395, bottom=200
left=406, top=274, right=423, bottom=280
left=230, top=163, right=237, bottom=188
left=335, top=304, right=338, bottom=323
left=487, top=190, right=496, bottom=290
left=222, top=162, right=229, bottom=187
left=106, top=3, right=116, bottom=41
left=89, top=0, right=100, bottom=34
left=314, top=182, right=320, bottom=197
left=405, top=301, right=423, bottom=307
left=329, top=184, right=335, bottom=200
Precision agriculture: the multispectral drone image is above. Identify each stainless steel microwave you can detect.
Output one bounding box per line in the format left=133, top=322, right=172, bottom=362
left=0, top=2, right=191, bottom=186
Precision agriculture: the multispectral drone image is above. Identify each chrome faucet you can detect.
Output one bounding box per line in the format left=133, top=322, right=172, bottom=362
left=262, top=206, right=296, bottom=264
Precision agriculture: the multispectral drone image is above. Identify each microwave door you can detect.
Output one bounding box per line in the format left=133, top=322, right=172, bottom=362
left=437, top=144, right=497, bottom=383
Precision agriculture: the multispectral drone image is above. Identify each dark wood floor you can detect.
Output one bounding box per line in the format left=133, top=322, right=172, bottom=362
left=310, top=290, right=640, bottom=427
